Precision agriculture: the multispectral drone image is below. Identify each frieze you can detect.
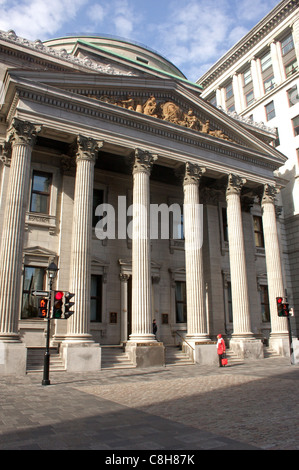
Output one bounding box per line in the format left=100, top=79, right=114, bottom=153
left=88, top=92, right=238, bottom=144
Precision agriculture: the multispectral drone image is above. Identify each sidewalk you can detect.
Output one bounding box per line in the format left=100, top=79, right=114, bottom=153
left=0, top=356, right=298, bottom=451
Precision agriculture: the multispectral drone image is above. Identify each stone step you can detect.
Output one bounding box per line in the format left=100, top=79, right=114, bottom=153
left=263, top=346, right=281, bottom=358
left=26, top=347, right=65, bottom=372
left=101, top=346, right=135, bottom=369
left=165, top=345, right=194, bottom=366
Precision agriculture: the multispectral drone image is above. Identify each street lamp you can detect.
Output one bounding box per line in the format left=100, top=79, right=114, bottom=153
left=42, top=261, right=58, bottom=386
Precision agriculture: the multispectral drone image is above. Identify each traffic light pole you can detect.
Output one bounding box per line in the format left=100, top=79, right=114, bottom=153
left=42, top=279, right=53, bottom=386
left=285, top=290, right=294, bottom=365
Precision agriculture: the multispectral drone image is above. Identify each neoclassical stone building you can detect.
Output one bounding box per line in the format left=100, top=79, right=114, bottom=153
left=0, top=31, right=293, bottom=375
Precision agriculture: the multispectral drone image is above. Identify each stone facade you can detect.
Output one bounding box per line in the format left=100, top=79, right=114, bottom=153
left=0, top=29, right=293, bottom=375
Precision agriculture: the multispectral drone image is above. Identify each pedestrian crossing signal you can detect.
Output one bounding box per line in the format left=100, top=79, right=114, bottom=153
left=38, top=298, right=48, bottom=318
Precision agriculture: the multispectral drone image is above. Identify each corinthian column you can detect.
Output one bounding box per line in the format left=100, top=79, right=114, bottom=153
left=66, top=135, right=101, bottom=342
left=226, top=174, right=253, bottom=338
left=183, top=162, right=209, bottom=342
left=129, top=148, right=156, bottom=342
left=0, top=118, right=41, bottom=341
left=125, top=149, right=164, bottom=367
left=261, top=184, right=289, bottom=353
left=226, top=175, right=263, bottom=359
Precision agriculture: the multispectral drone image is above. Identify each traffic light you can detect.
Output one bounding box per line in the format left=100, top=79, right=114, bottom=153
left=64, top=292, right=75, bottom=319
left=53, top=291, right=64, bottom=318
left=38, top=298, right=48, bottom=318
left=281, top=302, right=289, bottom=317
left=276, top=297, right=283, bottom=316
left=276, top=297, right=289, bottom=317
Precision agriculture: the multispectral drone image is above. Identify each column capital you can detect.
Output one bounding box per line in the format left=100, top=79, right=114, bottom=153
left=184, top=162, right=206, bottom=186
left=133, top=148, right=157, bottom=175
left=226, top=174, right=246, bottom=197
left=8, top=117, right=41, bottom=147
left=261, top=183, right=279, bottom=205
left=76, top=135, right=103, bottom=163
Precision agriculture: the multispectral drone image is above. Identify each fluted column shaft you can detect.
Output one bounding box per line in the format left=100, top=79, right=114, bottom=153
left=66, top=136, right=100, bottom=341
left=129, top=149, right=156, bottom=342
left=261, top=184, right=288, bottom=336
left=184, top=163, right=209, bottom=341
left=226, top=174, right=253, bottom=337
left=0, top=118, right=41, bottom=340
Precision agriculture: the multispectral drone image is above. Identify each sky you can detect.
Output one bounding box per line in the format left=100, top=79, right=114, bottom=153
left=0, top=0, right=281, bottom=82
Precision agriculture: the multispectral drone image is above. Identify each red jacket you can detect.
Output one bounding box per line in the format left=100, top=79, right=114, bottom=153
left=217, top=338, right=226, bottom=355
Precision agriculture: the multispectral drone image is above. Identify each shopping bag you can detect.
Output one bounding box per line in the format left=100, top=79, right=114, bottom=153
left=221, top=358, right=228, bottom=366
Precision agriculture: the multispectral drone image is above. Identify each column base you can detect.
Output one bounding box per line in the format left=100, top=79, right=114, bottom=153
left=269, top=334, right=291, bottom=357
left=61, top=341, right=101, bottom=372
left=291, top=338, right=299, bottom=365
left=125, top=341, right=165, bottom=367
left=193, top=342, right=218, bottom=365
left=229, top=337, right=264, bottom=360
left=0, top=340, right=27, bottom=376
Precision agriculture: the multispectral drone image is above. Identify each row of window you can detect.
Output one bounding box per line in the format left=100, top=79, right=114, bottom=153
left=175, top=279, right=270, bottom=324
left=21, top=266, right=270, bottom=325
left=264, top=84, right=299, bottom=122
left=209, top=32, right=298, bottom=112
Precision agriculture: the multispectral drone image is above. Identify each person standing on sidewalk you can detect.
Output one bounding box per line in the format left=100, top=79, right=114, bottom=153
left=217, top=334, right=226, bottom=367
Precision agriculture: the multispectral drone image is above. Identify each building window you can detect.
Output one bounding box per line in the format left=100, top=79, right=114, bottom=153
left=253, top=216, right=264, bottom=248
left=21, top=266, right=46, bottom=319
left=265, top=101, right=275, bottom=121
left=246, top=90, right=254, bottom=106
left=90, top=275, right=102, bottom=322
left=287, top=85, right=299, bottom=107
left=281, top=33, right=294, bottom=56
left=226, top=82, right=233, bottom=100
left=175, top=281, right=187, bottom=323
left=260, top=285, right=270, bottom=322
left=273, top=127, right=280, bottom=148
left=292, top=116, right=299, bottom=136
left=243, top=68, right=252, bottom=86
left=92, top=188, right=104, bottom=228
left=227, top=104, right=235, bottom=113
left=285, top=58, right=298, bottom=77
left=30, top=171, right=52, bottom=213
left=222, top=208, right=228, bottom=242
left=227, top=282, right=233, bottom=323
left=261, top=51, right=272, bottom=72
left=263, top=75, right=275, bottom=93
left=209, top=94, right=217, bottom=107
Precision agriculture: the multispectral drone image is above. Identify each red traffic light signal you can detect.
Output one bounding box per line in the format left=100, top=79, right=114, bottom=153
left=38, top=298, right=48, bottom=318
left=276, top=297, right=289, bottom=317
left=53, top=291, right=64, bottom=318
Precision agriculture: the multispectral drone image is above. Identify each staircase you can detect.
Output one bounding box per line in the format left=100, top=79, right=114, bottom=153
left=26, top=347, right=65, bottom=372
left=101, top=346, right=135, bottom=369
left=164, top=345, right=195, bottom=366
left=225, top=348, right=243, bottom=366
left=263, top=346, right=281, bottom=358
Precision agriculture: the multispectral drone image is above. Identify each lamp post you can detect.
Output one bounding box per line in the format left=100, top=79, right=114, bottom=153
left=42, top=262, right=58, bottom=386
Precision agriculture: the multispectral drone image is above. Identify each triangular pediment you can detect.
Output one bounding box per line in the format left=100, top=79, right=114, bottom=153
left=3, top=65, right=287, bottom=168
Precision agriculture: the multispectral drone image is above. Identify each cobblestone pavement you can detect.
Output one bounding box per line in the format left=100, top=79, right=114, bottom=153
left=0, top=356, right=298, bottom=451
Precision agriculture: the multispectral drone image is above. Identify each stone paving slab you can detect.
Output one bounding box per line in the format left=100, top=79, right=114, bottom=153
left=0, top=357, right=298, bottom=451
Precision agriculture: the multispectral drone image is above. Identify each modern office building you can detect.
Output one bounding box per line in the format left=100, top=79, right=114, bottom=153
left=0, top=27, right=295, bottom=375
left=197, top=0, right=299, bottom=337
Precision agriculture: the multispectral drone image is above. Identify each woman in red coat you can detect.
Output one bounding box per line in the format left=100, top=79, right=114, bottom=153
left=217, top=334, right=226, bottom=367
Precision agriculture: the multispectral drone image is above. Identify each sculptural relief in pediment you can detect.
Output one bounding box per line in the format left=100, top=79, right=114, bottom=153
left=86, top=93, right=237, bottom=143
